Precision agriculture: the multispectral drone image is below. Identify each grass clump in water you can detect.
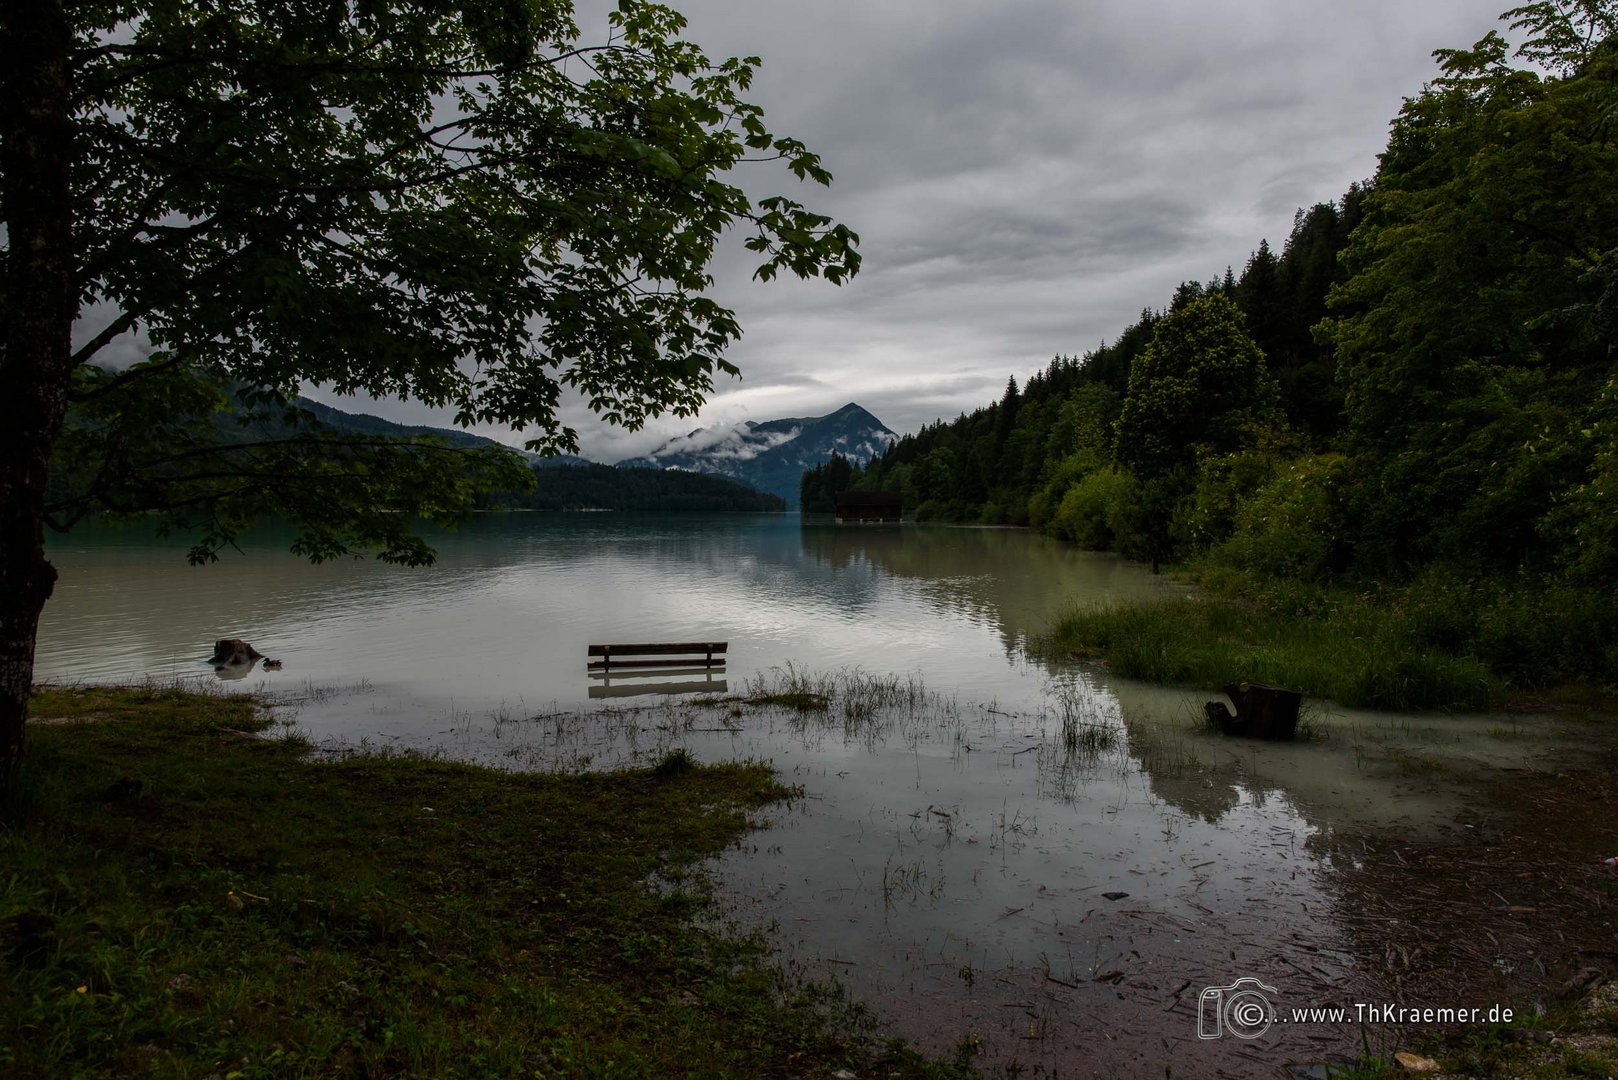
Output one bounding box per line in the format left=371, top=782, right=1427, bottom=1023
left=743, top=662, right=832, bottom=712
left=1, top=686, right=971, bottom=1079
left=1047, top=680, right=1119, bottom=756
left=741, top=665, right=933, bottom=732
left=651, top=746, right=696, bottom=778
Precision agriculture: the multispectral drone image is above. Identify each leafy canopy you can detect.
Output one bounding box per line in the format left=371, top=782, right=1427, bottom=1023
left=1114, top=293, right=1280, bottom=480
left=46, top=0, right=858, bottom=561
left=1320, top=0, right=1618, bottom=572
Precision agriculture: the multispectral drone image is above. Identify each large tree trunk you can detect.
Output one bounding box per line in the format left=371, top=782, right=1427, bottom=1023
left=0, top=1, right=77, bottom=793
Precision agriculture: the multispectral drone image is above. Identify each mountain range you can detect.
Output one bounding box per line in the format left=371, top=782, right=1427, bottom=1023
left=294, top=397, right=898, bottom=509
left=295, top=398, right=592, bottom=467
left=615, top=402, right=897, bottom=506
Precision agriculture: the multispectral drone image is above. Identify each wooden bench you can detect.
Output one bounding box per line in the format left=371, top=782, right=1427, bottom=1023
left=587, top=642, right=728, bottom=672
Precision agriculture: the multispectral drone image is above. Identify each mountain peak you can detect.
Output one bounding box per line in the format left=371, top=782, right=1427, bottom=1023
left=616, top=403, right=897, bottom=506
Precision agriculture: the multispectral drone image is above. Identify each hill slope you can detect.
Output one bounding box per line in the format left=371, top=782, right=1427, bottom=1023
left=300, top=398, right=781, bottom=510
left=295, top=399, right=590, bottom=466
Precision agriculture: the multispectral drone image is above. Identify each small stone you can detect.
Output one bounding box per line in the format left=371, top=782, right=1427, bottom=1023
left=1393, top=1051, right=1439, bottom=1072
left=832, top=1071, right=856, bottom=1080
left=1101, top=891, right=1130, bottom=901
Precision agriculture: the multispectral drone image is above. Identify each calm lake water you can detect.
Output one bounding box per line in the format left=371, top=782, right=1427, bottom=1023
left=40, top=513, right=1181, bottom=715
left=37, top=513, right=1614, bottom=1077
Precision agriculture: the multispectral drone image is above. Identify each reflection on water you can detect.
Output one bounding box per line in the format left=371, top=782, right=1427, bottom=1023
left=38, top=514, right=1182, bottom=733
left=587, top=670, right=729, bottom=698
left=37, top=514, right=1613, bottom=1075
left=210, top=658, right=262, bottom=681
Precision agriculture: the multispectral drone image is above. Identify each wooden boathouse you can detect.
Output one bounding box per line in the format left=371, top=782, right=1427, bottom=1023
left=834, top=491, right=903, bottom=524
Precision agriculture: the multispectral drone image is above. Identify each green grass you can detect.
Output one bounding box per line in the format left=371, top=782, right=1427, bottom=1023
left=1045, top=560, right=1618, bottom=713
left=741, top=665, right=935, bottom=733
left=1044, top=583, right=1506, bottom=712
left=1326, top=991, right=1618, bottom=1079
left=1, top=685, right=973, bottom=1079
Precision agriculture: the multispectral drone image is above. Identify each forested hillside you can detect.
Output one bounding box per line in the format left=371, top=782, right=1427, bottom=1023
left=804, top=185, right=1369, bottom=535
left=806, top=3, right=1618, bottom=692
left=486, top=463, right=785, bottom=512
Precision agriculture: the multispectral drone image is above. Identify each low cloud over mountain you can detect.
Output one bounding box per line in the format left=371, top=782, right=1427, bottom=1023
left=617, top=402, right=896, bottom=506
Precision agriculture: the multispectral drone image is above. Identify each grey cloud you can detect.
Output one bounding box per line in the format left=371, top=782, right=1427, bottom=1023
left=78, top=0, right=1512, bottom=464
left=73, top=300, right=152, bottom=370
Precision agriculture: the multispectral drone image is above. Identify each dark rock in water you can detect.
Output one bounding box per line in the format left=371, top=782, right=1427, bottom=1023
left=210, top=639, right=263, bottom=666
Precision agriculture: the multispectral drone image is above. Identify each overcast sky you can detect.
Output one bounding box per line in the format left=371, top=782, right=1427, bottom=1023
left=312, top=0, right=1511, bottom=461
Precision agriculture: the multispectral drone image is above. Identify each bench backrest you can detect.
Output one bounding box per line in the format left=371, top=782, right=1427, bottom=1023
left=588, top=642, right=728, bottom=658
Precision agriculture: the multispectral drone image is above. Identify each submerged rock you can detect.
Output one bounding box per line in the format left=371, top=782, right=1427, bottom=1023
left=209, top=638, right=263, bottom=666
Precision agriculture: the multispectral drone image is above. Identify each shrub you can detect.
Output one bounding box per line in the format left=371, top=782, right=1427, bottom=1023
left=1212, top=454, right=1349, bottom=580
left=1032, top=452, right=1104, bottom=537
left=1173, top=449, right=1282, bottom=553
left=1055, top=468, right=1135, bottom=550
left=1027, top=483, right=1059, bottom=534
left=1473, top=582, right=1618, bottom=688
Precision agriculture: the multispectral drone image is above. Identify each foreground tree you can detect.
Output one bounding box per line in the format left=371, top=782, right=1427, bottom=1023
left=0, top=0, right=859, bottom=786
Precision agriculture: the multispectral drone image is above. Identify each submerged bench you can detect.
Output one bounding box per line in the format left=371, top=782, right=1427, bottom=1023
left=587, top=642, right=728, bottom=671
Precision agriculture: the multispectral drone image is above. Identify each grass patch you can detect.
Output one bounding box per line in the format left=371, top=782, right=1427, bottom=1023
left=1047, top=680, right=1118, bottom=756
left=1, top=686, right=971, bottom=1079
left=1330, top=988, right=1618, bottom=1079
left=744, top=690, right=831, bottom=713
left=742, top=663, right=833, bottom=713
left=651, top=746, right=696, bottom=778
left=1042, top=561, right=1618, bottom=712
left=1043, top=582, right=1505, bottom=712
left=1382, top=748, right=1471, bottom=779
left=741, top=665, right=936, bottom=734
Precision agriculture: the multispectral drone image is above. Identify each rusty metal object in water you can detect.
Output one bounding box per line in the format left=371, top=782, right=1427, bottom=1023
left=1208, top=682, right=1303, bottom=739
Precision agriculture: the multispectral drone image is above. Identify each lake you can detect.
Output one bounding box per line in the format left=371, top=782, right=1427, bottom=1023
left=37, top=513, right=1616, bottom=1076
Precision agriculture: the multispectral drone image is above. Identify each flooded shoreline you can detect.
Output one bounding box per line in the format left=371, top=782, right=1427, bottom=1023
left=265, top=664, right=1617, bottom=1077
left=35, top=517, right=1617, bottom=1075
